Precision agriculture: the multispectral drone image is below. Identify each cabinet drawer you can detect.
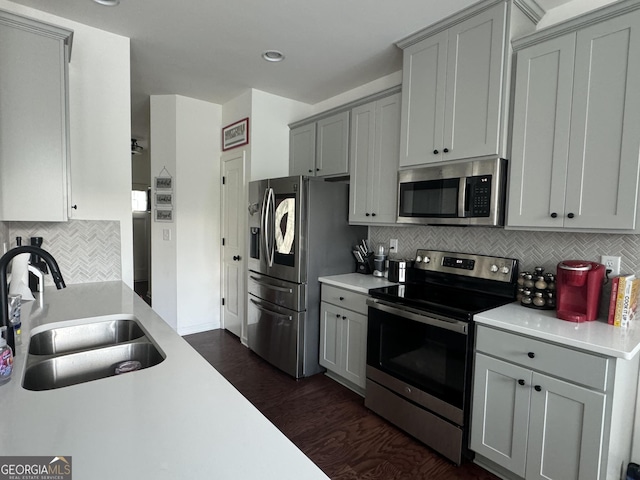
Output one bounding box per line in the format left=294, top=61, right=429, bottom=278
left=475, top=325, right=609, bottom=391
left=321, top=284, right=368, bottom=315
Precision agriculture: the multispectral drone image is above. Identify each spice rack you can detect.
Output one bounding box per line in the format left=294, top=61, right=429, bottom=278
left=518, top=267, right=556, bottom=310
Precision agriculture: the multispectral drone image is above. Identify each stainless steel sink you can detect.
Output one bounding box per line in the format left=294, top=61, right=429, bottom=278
left=23, top=341, right=165, bottom=391
left=28, top=318, right=146, bottom=355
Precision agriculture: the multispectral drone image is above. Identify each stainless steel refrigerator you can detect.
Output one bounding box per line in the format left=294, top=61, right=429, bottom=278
left=247, top=175, right=367, bottom=378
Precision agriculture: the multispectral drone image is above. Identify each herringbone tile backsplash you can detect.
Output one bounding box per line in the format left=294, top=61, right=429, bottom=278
left=5, top=220, right=121, bottom=285
left=370, top=226, right=640, bottom=274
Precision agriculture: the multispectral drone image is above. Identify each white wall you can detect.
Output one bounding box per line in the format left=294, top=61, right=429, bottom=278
left=150, top=95, right=222, bottom=334
left=0, top=0, right=134, bottom=287
left=537, top=0, right=618, bottom=29
left=250, top=90, right=311, bottom=181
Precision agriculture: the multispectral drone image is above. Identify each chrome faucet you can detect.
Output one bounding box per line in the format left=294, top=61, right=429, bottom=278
left=0, top=246, right=66, bottom=353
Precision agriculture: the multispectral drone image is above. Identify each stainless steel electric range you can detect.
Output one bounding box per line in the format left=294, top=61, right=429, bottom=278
left=366, top=249, right=518, bottom=465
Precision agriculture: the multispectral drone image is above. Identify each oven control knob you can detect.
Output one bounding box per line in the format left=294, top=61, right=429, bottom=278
left=415, top=255, right=422, bottom=263
left=405, top=386, right=412, bottom=395
left=490, top=264, right=499, bottom=273
left=500, top=266, right=510, bottom=274
left=422, top=256, right=430, bottom=264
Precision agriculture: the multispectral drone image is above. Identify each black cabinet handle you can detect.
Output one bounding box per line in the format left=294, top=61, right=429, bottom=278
left=567, top=213, right=575, bottom=219
left=339, top=296, right=344, bottom=301
left=534, top=385, right=542, bottom=392
left=342, top=316, right=347, bottom=320
left=518, top=379, right=525, bottom=386
left=443, top=148, right=449, bottom=153
left=308, top=169, right=313, bottom=173
left=316, top=168, right=320, bottom=171
left=527, top=352, right=535, bottom=359
left=371, top=213, right=376, bottom=217
left=365, top=213, right=370, bottom=217
left=336, top=313, right=341, bottom=318
left=433, top=149, right=439, bottom=154
left=550, top=212, right=557, bottom=218
left=71, top=205, right=78, bottom=210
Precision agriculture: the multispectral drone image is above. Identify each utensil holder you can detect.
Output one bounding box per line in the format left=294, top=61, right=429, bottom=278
left=356, top=254, right=375, bottom=274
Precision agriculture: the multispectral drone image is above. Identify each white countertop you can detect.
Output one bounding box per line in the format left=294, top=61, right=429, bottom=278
left=318, top=273, right=397, bottom=294
left=0, top=281, right=329, bottom=480
left=475, top=302, right=640, bottom=360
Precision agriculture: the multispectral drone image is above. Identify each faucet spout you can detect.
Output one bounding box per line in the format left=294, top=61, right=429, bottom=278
left=0, top=246, right=66, bottom=353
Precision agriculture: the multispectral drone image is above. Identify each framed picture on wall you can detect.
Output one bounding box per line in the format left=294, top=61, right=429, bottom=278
left=155, top=192, right=173, bottom=206
left=155, top=176, right=173, bottom=190
left=155, top=208, right=173, bottom=222
left=222, top=117, right=249, bottom=151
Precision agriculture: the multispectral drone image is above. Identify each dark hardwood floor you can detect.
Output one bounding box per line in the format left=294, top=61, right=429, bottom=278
left=184, top=329, right=499, bottom=480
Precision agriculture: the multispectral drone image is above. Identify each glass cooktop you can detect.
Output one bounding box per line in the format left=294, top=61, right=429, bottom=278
left=368, top=282, right=515, bottom=322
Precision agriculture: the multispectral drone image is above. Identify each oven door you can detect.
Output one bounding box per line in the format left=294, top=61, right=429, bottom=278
left=366, top=299, right=471, bottom=425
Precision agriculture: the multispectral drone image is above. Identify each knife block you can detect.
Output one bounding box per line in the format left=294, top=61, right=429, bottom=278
left=356, top=254, right=375, bottom=275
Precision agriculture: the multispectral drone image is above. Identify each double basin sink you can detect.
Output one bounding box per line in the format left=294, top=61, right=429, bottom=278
left=22, top=315, right=165, bottom=391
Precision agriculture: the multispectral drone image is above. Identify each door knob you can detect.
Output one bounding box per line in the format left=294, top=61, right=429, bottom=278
left=233, top=255, right=241, bottom=261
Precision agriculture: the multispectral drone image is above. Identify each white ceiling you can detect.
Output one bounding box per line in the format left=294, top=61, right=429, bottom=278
left=8, top=0, right=574, bottom=142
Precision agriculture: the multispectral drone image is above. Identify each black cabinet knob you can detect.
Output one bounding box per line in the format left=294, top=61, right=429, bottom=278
left=336, top=313, right=341, bottom=318
left=534, top=385, right=542, bottom=392
left=365, top=213, right=370, bottom=217
left=342, top=316, right=347, bottom=320
left=433, top=149, right=439, bottom=155
left=443, top=148, right=449, bottom=153
left=550, top=212, right=558, bottom=218
left=316, top=168, right=320, bottom=171
left=518, top=379, right=525, bottom=386
left=527, top=352, right=535, bottom=359
left=339, top=296, right=344, bottom=301
left=233, top=255, right=241, bottom=261
left=71, top=205, right=78, bottom=210
left=567, top=212, right=575, bottom=219
left=308, top=169, right=313, bottom=173
left=371, top=213, right=376, bottom=217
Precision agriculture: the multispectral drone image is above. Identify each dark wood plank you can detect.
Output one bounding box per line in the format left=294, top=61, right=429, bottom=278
left=184, top=329, right=499, bottom=480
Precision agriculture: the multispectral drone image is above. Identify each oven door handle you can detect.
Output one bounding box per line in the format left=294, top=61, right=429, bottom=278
left=366, top=298, right=468, bottom=335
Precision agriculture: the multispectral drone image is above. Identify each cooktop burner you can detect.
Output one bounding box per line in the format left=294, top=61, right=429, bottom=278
left=369, top=250, right=519, bottom=321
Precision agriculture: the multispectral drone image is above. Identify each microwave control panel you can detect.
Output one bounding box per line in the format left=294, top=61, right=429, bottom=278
left=467, top=175, right=492, bottom=217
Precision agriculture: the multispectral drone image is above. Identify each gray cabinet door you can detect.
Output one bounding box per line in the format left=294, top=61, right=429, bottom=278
left=341, top=309, right=367, bottom=388
left=507, top=34, right=576, bottom=228
left=443, top=2, right=506, bottom=161
left=470, top=353, right=531, bottom=477
left=565, top=10, right=640, bottom=230
left=289, top=123, right=316, bottom=176
left=349, top=102, right=376, bottom=223
left=526, top=372, right=605, bottom=480
left=0, top=14, right=71, bottom=221
left=399, top=30, right=448, bottom=167
left=349, top=93, right=400, bottom=225
left=319, top=301, right=342, bottom=372
left=316, top=111, right=349, bottom=177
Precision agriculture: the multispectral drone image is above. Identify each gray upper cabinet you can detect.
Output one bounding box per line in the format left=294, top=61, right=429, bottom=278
left=0, top=10, right=73, bottom=222
left=398, top=0, right=538, bottom=167
left=349, top=93, right=400, bottom=225
left=508, top=3, right=640, bottom=231
left=289, top=111, right=349, bottom=178
left=289, top=123, right=316, bottom=177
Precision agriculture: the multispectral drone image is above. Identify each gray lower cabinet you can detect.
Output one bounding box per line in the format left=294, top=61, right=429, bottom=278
left=508, top=3, right=640, bottom=231
left=349, top=92, right=400, bottom=224
left=319, top=284, right=368, bottom=394
left=471, top=325, right=638, bottom=480
left=289, top=111, right=349, bottom=178
left=0, top=11, right=73, bottom=222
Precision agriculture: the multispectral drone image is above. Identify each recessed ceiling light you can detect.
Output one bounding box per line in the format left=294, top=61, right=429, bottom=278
left=262, top=50, right=285, bottom=62
left=93, top=0, right=120, bottom=6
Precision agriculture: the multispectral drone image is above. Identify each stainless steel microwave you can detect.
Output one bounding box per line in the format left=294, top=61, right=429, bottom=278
left=397, top=157, right=507, bottom=226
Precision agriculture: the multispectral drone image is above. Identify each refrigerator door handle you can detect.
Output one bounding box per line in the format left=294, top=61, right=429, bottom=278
left=249, top=276, right=293, bottom=294
left=266, top=188, right=275, bottom=267
left=250, top=298, right=292, bottom=321
left=261, top=187, right=272, bottom=268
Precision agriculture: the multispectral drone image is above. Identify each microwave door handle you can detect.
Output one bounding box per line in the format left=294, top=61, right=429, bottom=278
left=458, top=178, right=467, bottom=218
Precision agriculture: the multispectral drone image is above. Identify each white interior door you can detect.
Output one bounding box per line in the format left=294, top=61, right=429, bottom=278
left=221, top=150, right=246, bottom=340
